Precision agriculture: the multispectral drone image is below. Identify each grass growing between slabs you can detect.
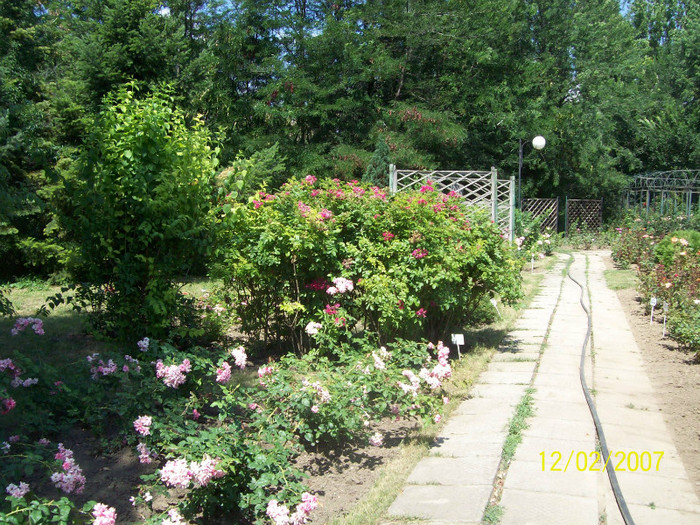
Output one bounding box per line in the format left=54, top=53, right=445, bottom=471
left=330, top=257, right=560, bottom=525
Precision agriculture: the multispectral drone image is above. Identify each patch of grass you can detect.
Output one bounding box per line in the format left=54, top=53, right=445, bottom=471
left=501, top=387, right=535, bottom=465
left=603, top=269, right=637, bottom=291
left=482, top=503, right=504, bottom=524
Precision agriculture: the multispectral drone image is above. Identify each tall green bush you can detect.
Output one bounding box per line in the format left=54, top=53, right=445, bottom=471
left=61, top=85, right=219, bottom=339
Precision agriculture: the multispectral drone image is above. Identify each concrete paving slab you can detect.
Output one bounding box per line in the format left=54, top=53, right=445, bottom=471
left=469, top=383, right=528, bottom=400
left=387, top=484, right=492, bottom=523
left=439, top=411, right=510, bottom=436
left=513, top=436, right=596, bottom=464
left=406, top=456, right=500, bottom=485
left=520, top=416, right=596, bottom=442
left=625, top=503, right=700, bottom=525
left=491, top=351, right=540, bottom=362
left=452, top=396, right=519, bottom=415
left=429, top=437, right=504, bottom=458
left=486, top=361, right=537, bottom=374
left=477, top=370, right=533, bottom=385
left=499, top=489, right=599, bottom=525
left=612, top=470, right=700, bottom=512
left=530, top=399, right=593, bottom=422
left=503, top=458, right=598, bottom=498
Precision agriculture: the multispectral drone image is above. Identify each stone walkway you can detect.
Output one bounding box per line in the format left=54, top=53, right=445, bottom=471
left=385, top=251, right=700, bottom=525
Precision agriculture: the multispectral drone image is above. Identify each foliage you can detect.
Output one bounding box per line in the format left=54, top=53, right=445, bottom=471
left=59, top=84, right=219, bottom=339
left=653, top=230, right=700, bottom=266
left=212, top=178, right=522, bottom=349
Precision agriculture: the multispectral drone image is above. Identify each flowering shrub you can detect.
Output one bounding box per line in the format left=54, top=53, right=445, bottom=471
left=212, top=177, right=521, bottom=349
left=612, top=224, right=700, bottom=355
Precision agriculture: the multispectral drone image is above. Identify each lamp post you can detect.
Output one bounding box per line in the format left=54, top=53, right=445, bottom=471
left=518, top=135, right=546, bottom=208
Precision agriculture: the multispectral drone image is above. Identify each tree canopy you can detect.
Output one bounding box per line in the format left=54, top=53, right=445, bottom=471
left=1, top=0, right=699, bottom=277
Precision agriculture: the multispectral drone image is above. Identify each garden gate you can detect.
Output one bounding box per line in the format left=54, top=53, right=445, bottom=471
left=522, top=198, right=559, bottom=232
left=388, top=165, right=515, bottom=241
left=565, top=198, right=602, bottom=234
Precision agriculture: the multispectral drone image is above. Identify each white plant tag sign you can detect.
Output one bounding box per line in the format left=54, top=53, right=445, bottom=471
left=650, top=297, right=657, bottom=324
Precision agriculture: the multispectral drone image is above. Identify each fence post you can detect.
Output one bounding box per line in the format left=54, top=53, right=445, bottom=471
left=509, top=176, right=515, bottom=241
left=491, top=167, right=498, bottom=224
left=389, top=164, right=397, bottom=194
left=565, top=196, right=569, bottom=236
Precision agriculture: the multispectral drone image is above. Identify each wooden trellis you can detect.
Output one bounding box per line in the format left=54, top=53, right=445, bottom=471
left=565, top=198, right=602, bottom=234
left=522, top=198, right=559, bottom=232
left=388, top=165, right=515, bottom=240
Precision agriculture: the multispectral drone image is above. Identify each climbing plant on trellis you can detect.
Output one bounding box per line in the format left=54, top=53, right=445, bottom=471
left=388, top=165, right=515, bottom=240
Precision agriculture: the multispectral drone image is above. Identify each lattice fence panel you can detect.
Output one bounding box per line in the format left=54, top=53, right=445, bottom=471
left=390, top=166, right=515, bottom=240
left=523, top=198, right=559, bottom=232
left=496, top=179, right=513, bottom=235
left=566, top=199, right=602, bottom=233
left=393, top=170, right=493, bottom=206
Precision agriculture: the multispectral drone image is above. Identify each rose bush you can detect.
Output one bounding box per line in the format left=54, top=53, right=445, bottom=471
left=211, top=177, right=521, bottom=350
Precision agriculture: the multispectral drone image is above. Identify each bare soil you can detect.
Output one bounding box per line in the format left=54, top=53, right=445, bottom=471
left=605, top=256, right=700, bottom=498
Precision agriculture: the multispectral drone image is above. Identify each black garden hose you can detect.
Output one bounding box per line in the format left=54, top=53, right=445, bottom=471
left=567, top=255, right=636, bottom=525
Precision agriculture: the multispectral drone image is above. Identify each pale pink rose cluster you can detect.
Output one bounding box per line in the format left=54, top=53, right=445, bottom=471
left=87, top=353, right=118, bottom=379
left=302, top=379, right=331, bottom=404
left=1, top=358, right=38, bottom=388
left=136, top=442, right=156, bottom=464
left=161, top=508, right=187, bottom=525
left=160, top=455, right=224, bottom=489
left=6, top=481, right=30, bottom=498
left=326, top=277, right=353, bottom=295
left=372, top=346, right=391, bottom=370
left=216, top=362, right=232, bottom=384
left=230, top=346, right=247, bottom=369
left=266, top=492, right=318, bottom=525
left=51, top=443, right=85, bottom=494
left=397, top=370, right=420, bottom=397
left=91, top=502, right=117, bottom=525
left=155, top=359, right=191, bottom=388
left=258, top=365, right=274, bottom=386
left=133, top=415, right=152, bottom=436
left=10, top=317, right=44, bottom=336
left=305, top=321, right=322, bottom=336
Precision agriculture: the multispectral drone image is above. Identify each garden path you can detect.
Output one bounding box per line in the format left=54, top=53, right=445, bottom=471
left=385, top=251, right=700, bottom=525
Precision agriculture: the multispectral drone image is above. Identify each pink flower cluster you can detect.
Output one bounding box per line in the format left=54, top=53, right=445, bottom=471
left=415, top=308, right=427, bottom=318
left=418, top=342, right=452, bottom=390
left=411, top=248, right=428, bottom=259
left=136, top=442, right=156, bottom=464
left=6, top=482, right=30, bottom=498
left=397, top=370, right=420, bottom=397
left=87, top=353, right=118, bottom=379
left=305, top=278, right=330, bottom=291
left=297, top=201, right=311, bottom=217
left=160, top=455, right=224, bottom=489
left=1, top=398, right=16, bottom=414
left=230, top=346, right=247, bottom=369
left=51, top=443, right=85, bottom=494
left=318, top=208, right=333, bottom=221
left=155, top=359, right=191, bottom=388
left=302, top=379, right=331, bottom=404
left=304, top=175, right=317, bottom=185
left=323, top=303, right=340, bottom=315
left=92, top=503, right=117, bottom=525
left=305, top=321, right=322, bottom=336
left=216, top=362, right=232, bottom=383
left=266, top=492, right=318, bottom=525
left=10, top=317, right=44, bottom=336
left=326, top=277, right=353, bottom=295
left=382, top=231, right=395, bottom=241
left=133, top=415, right=152, bottom=436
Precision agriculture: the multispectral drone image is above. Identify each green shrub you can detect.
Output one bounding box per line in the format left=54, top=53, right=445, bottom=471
left=60, top=85, right=219, bottom=339
left=653, top=230, right=700, bottom=266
